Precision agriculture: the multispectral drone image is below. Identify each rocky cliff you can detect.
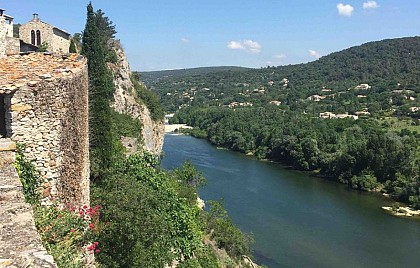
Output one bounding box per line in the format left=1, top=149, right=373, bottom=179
left=108, top=41, right=164, bottom=154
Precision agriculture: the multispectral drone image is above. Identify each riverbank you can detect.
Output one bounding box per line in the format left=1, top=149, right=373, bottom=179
left=382, top=206, right=420, bottom=218
left=162, top=134, right=420, bottom=268
left=181, top=130, right=420, bottom=219
left=164, top=124, right=192, bottom=133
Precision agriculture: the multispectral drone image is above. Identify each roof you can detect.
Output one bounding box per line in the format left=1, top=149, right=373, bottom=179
left=0, top=53, right=86, bottom=91
left=52, top=26, right=70, bottom=36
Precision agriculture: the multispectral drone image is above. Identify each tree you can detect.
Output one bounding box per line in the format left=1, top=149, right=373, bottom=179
left=81, top=2, right=118, bottom=180
left=69, top=39, right=77, bottom=53
left=37, top=41, right=49, bottom=52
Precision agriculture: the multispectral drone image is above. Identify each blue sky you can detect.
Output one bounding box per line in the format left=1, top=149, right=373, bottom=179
left=2, top=0, right=419, bottom=71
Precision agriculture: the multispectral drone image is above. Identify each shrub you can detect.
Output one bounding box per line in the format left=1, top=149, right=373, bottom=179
left=14, top=144, right=41, bottom=205
left=34, top=203, right=102, bottom=268
left=204, top=201, right=253, bottom=259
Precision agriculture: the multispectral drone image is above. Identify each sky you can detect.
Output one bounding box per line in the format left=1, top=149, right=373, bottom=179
left=2, top=0, right=420, bottom=71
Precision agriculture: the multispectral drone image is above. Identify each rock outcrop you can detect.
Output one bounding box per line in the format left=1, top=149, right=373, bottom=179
left=108, top=41, right=164, bottom=154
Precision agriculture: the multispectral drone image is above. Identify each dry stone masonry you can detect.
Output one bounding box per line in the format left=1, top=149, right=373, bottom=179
left=0, top=140, right=57, bottom=267
left=0, top=11, right=7, bottom=58
left=0, top=52, right=90, bottom=206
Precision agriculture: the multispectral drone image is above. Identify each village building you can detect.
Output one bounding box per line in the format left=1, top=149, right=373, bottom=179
left=0, top=9, right=70, bottom=57
left=269, top=100, right=282, bottom=106
left=0, top=9, right=21, bottom=57
left=355, top=111, right=371, bottom=116
left=319, top=112, right=358, bottom=120
left=307, top=94, right=327, bottom=102
left=20, top=14, right=71, bottom=53
left=354, top=83, right=372, bottom=90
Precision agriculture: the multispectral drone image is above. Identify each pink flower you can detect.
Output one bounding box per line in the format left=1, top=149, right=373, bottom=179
left=88, top=223, right=95, bottom=229
left=95, top=249, right=100, bottom=253
left=70, top=228, right=76, bottom=233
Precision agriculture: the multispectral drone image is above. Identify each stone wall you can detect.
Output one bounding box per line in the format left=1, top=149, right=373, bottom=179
left=0, top=140, right=57, bottom=267
left=20, top=19, right=70, bottom=53
left=0, top=16, right=6, bottom=58
left=5, top=36, right=20, bottom=55
left=0, top=53, right=89, bottom=206
left=5, top=18, right=13, bottom=38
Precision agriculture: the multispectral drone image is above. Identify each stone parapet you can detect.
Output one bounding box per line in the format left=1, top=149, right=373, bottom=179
left=0, top=144, right=57, bottom=268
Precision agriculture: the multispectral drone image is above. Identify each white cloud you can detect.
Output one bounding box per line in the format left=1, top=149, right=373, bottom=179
left=337, top=3, right=354, bottom=17
left=181, top=38, right=189, bottom=43
left=363, top=1, right=379, bottom=9
left=227, top=41, right=245, bottom=50
left=227, top=39, right=262, bottom=53
left=309, top=50, right=321, bottom=58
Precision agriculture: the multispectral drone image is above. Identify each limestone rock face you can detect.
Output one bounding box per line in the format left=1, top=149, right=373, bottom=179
left=108, top=41, right=164, bottom=154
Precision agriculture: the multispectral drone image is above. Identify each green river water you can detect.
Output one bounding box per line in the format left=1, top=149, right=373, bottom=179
left=162, top=134, right=420, bottom=268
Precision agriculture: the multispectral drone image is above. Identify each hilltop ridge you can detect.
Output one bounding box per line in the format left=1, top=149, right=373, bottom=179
left=144, top=36, right=420, bottom=116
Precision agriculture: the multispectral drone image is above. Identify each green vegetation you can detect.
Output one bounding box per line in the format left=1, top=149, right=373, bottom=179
left=15, top=145, right=99, bottom=268
left=144, top=37, right=420, bottom=118
left=81, top=2, right=119, bottom=180
left=205, top=201, right=254, bottom=258
left=80, top=3, right=254, bottom=267
left=172, top=106, right=420, bottom=208
left=131, top=73, right=165, bottom=121
left=14, top=144, right=41, bottom=205
left=110, top=109, right=143, bottom=139
left=69, top=39, right=77, bottom=53
left=147, top=37, right=420, bottom=209
left=37, top=41, right=49, bottom=52
left=34, top=203, right=101, bottom=268
left=139, top=66, right=250, bottom=84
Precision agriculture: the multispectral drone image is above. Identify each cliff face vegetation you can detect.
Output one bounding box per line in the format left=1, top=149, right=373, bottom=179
left=80, top=4, right=257, bottom=267
left=108, top=40, right=164, bottom=154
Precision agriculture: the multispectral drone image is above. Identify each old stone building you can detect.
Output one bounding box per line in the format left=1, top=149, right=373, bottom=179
left=0, top=53, right=90, bottom=206
left=0, top=9, right=20, bottom=58
left=20, top=13, right=70, bottom=53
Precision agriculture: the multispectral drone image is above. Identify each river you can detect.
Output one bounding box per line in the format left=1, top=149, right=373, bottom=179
left=161, top=134, right=420, bottom=268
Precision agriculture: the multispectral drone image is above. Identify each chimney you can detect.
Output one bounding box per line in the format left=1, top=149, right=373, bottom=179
left=33, top=13, right=39, bottom=21
left=0, top=9, right=5, bottom=16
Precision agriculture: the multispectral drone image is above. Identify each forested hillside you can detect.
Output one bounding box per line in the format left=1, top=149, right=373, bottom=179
left=139, top=66, right=249, bottom=84
left=143, top=37, right=420, bottom=118
left=144, top=37, right=420, bottom=210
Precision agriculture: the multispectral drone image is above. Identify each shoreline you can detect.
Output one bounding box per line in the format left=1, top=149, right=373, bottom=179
left=177, top=131, right=420, bottom=220
left=382, top=206, right=420, bottom=218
